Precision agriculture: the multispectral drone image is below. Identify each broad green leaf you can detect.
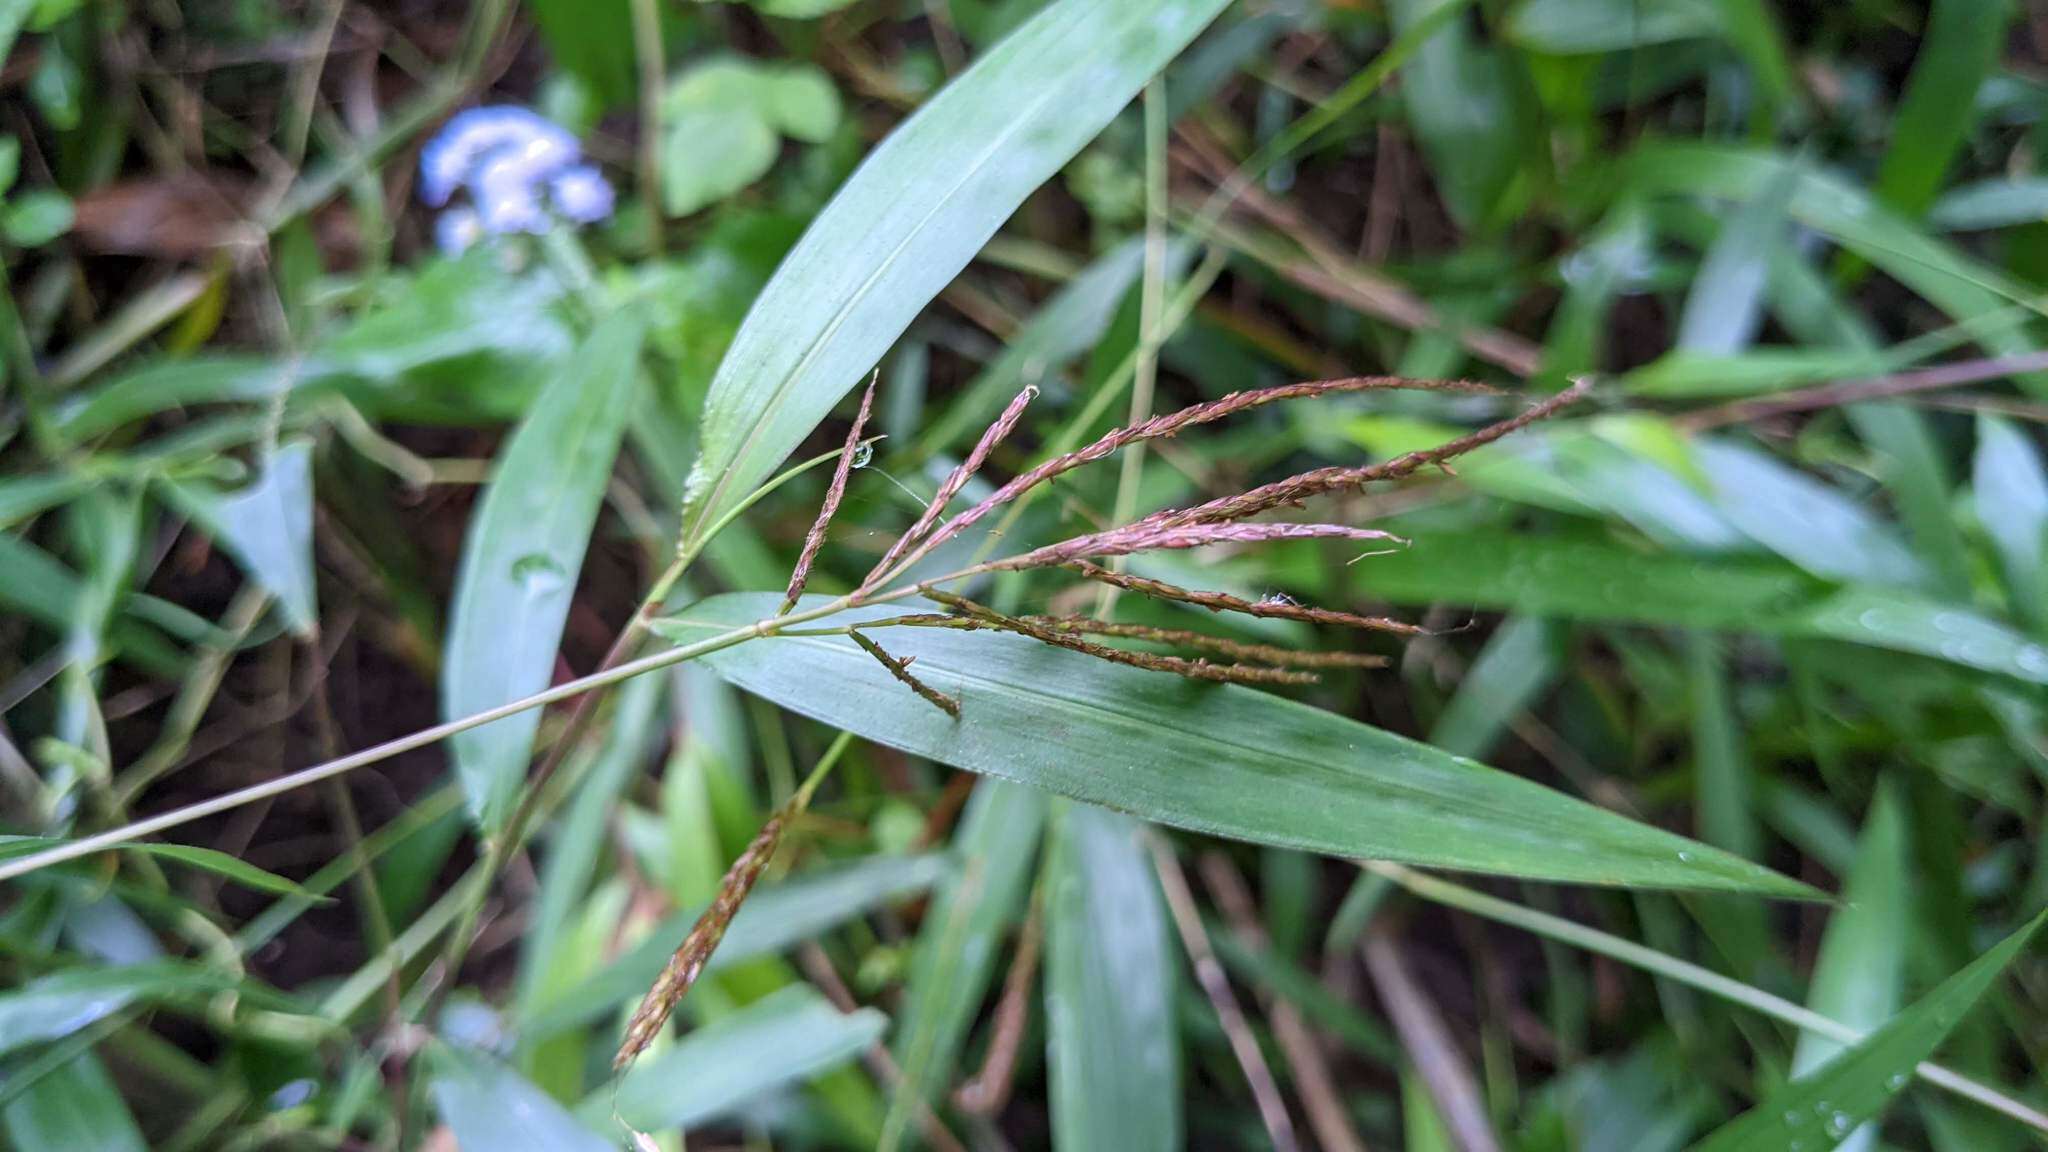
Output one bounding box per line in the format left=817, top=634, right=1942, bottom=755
left=429, top=1045, right=610, bottom=1152
left=443, top=313, right=645, bottom=832
left=1872, top=0, right=2011, bottom=218
left=1045, top=805, right=1178, bottom=1152
left=663, top=595, right=1816, bottom=896
left=2, top=1054, right=143, bottom=1152
left=587, top=985, right=886, bottom=1132
left=520, top=853, right=951, bottom=1038
left=891, top=780, right=1046, bottom=1107
left=1427, top=615, right=1559, bottom=760
left=1689, top=908, right=2046, bottom=1151
left=678, top=0, right=1232, bottom=550
left=660, top=59, right=833, bottom=217
left=1790, top=783, right=1907, bottom=1152
left=161, top=439, right=318, bottom=636
left=1972, top=415, right=2048, bottom=629
left=762, top=66, right=841, bottom=142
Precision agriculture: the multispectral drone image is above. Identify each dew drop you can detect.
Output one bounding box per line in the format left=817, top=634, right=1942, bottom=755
left=510, top=552, right=566, bottom=594
left=1677, top=851, right=1695, bottom=863
left=1827, top=1111, right=1852, bottom=1137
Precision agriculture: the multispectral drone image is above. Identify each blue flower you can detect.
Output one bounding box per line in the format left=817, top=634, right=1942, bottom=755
left=421, top=105, right=614, bottom=253
left=550, top=165, right=615, bottom=224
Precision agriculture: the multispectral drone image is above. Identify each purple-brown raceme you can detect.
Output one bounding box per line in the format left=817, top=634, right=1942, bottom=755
left=615, top=807, right=790, bottom=1069
left=781, top=374, right=878, bottom=615
left=861, top=384, right=1038, bottom=594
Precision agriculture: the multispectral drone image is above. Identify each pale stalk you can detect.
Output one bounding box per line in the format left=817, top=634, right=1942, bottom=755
left=1367, top=862, right=2048, bottom=1135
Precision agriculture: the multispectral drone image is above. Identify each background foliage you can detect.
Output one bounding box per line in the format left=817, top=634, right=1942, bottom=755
left=0, top=0, right=2046, bottom=1149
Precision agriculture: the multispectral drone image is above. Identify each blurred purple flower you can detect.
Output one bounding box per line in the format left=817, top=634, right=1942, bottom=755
left=420, top=106, right=614, bottom=253
left=550, top=165, right=616, bottom=224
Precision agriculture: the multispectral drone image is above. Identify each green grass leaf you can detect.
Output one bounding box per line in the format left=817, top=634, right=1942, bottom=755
left=1352, top=530, right=1820, bottom=629
left=429, top=1045, right=610, bottom=1152
left=589, top=985, right=886, bottom=1133
left=1972, top=414, right=2048, bottom=629
left=0, top=961, right=298, bottom=1057
left=0, top=836, right=321, bottom=899
left=1675, top=162, right=1796, bottom=355
left=519, top=853, right=951, bottom=1039
left=1046, top=805, right=1179, bottom=1152
left=443, top=313, right=645, bottom=833
left=1619, top=143, right=2046, bottom=392
left=662, top=595, right=1817, bottom=896
left=678, top=0, right=1232, bottom=550
left=1351, top=532, right=2048, bottom=685
left=1692, top=439, right=1923, bottom=588
left=1689, top=907, right=2046, bottom=1151
left=1427, top=615, right=1559, bottom=760
left=1792, top=588, right=2048, bottom=685
left=1507, top=0, right=1721, bottom=53
left=1393, top=0, right=1528, bottom=232
left=1872, top=0, right=2011, bottom=218
left=890, top=780, right=1045, bottom=1109
left=1790, top=782, right=1907, bottom=1152
left=1930, top=176, right=2048, bottom=231
left=2, top=1054, right=143, bottom=1152
left=161, top=439, right=319, bottom=636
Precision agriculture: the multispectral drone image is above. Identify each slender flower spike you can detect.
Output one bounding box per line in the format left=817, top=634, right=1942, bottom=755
left=615, top=810, right=790, bottom=1069
left=781, top=374, right=878, bottom=614
left=419, top=105, right=615, bottom=254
